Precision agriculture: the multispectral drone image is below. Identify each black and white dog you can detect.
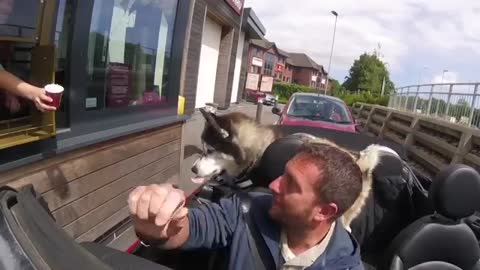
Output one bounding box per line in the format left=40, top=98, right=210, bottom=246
left=191, top=107, right=396, bottom=230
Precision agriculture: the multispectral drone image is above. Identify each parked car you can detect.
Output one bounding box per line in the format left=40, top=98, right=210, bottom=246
left=245, top=90, right=278, bottom=105
left=259, top=93, right=278, bottom=106
left=272, top=92, right=361, bottom=133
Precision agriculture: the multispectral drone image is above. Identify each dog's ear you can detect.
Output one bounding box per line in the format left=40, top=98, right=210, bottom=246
left=199, top=108, right=229, bottom=139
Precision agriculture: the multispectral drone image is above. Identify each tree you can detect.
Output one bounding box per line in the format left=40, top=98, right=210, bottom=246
left=329, top=78, right=345, bottom=96
left=342, top=52, right=395, bottom=95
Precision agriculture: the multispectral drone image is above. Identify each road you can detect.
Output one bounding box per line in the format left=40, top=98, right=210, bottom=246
left=177, top=101, right=282, bottom=194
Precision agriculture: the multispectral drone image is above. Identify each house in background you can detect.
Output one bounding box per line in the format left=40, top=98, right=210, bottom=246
left=243, top=39, right=330, bottom=97
left=243, top=38, right=289, bottom=96
left=284, top=52, right=328, bottom=92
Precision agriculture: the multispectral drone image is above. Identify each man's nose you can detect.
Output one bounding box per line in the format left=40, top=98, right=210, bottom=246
left=269, top=176, right=281, bottom=193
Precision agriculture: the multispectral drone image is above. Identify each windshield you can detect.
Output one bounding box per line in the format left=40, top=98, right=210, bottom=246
left=286, top=95, right=352, bottom=123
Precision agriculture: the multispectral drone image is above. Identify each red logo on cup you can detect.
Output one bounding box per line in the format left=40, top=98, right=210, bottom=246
left=44, top=84, right=64, bottom=109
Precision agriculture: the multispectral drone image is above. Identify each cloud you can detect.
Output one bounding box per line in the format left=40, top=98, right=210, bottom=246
left=432, top=71, right=458, bottom=84
left=243, top=0, right=480, bottom=84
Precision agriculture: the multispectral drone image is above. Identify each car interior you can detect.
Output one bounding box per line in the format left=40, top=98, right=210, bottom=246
left=1, top=127, right=480, bottom=270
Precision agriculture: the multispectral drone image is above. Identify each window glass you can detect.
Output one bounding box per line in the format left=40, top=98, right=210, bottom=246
left=0, top=0, right=40, bottom=40
left=85, top=0, right=178, bottom=110
left=264, top=53, right=274, bottom=76
left=287, top=95, right=352, bottom=123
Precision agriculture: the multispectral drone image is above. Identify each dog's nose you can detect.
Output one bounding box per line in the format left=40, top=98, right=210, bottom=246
left=191, top=166, right=198, bottom=174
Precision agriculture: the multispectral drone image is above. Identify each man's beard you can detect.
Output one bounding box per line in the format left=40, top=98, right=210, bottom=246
left=269, top=204, right=312, bottom=229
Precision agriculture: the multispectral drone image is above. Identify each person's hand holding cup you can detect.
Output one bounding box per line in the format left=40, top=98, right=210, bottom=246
left=43, top=84, right=64, bottom=110
left=26, top=84, right=63, bottom=112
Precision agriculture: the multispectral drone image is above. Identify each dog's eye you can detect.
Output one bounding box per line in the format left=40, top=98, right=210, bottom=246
left=206, top=148, right=213, bottom=154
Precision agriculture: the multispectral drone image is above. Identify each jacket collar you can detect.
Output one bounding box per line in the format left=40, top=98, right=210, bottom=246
left=249, top=194, right=362, bottom=269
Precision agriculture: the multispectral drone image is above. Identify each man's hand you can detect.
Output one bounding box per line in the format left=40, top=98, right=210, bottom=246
left=25, top=86, right=56, bottom=112
left=128, top=184, right=189, bottom=243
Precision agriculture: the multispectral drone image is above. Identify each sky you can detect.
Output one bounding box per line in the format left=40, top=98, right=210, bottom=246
left=243, top=0, right=480, bottom=89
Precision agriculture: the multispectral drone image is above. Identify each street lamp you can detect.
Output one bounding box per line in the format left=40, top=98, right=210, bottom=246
left=418, top=66, right=428, bottom=85
left=323, top=10, right=339, bottom=95
left=441, top=69, right=448, bottom=83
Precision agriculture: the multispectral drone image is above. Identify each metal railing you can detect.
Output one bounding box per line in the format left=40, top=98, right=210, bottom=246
left=388, top=83, right=480, bottom=128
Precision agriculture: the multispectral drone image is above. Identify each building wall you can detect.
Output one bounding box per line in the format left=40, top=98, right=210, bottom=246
left=213, top=26, right=235, bottom=108
left=283, top=64, right=293, bottom=83
left=237, top=34, right=250, bottom=100
left=293, top=67, right=315, bottom=87
left=182, top=0, right=243, bottom=113
left=247, top=44, right=263, bottom=74
left=231, top=30, right=245, bottom=103
left=183, top=0, right=207, bottom=114
left=0, top=123, right=183, bottom=244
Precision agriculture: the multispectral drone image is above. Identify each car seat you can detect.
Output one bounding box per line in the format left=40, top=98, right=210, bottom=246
left=384, top=164, right=480, bottom=270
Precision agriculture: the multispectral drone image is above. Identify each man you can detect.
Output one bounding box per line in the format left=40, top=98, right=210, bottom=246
left=128, top=141, right=365, bottom=270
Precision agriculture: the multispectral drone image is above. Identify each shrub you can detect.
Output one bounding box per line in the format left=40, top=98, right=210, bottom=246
left=272, top=82, right=315, bottom=101
left=335, top=91, right=389, bottom=106
left=271, top=82, right=389, bottom=107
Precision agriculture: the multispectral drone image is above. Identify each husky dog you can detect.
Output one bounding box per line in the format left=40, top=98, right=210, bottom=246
left=191, top=108, right=284, bottom=184
left=192, top=108, right=394, bottom=229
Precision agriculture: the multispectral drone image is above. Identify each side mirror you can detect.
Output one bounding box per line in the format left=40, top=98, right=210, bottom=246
left=272, top=107, right=281, bottom=115
left=354, top=119, right=362, bottom=132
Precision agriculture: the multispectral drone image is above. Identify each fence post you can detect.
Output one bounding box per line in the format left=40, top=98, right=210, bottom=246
left=403, top=87, right=410, bottom=111
left=413, top=85, right=420, bottom=113
left=469, top=84, right=479, bottom=127
left=396, top=88, right=404, bottom=109
left=426, top=85, right=434, bottom=115
left=445, top=84, right=454, bottom=118
left=255, top=102, right=263, bottom=123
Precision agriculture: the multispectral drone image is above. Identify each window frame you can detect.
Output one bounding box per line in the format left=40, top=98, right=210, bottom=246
left=264, top=52, right=275, bottom=76
left=0, top=0, right=192, bottom=170
left=64, top=0, right=189, bottom=138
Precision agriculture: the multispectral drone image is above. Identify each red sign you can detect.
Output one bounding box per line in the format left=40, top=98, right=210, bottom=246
left=225, top=0, right=244, bottom=15
left=275, top=63, right=284, bottom=72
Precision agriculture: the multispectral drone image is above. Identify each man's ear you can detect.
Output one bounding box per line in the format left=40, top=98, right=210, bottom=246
left=199, top=108, right=229, bottom=139
left=313, top=203, right=338, bottom=222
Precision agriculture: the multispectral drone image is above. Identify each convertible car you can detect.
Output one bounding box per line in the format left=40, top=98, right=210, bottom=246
left=1, top=125, right=480, bottom=270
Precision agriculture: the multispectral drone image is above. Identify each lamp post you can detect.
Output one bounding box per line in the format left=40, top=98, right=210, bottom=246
left=418, top=66, right=428, bottom=85
left=441, top=69, right=448, bottom=83
left=323, top=10, right=338, bottom=95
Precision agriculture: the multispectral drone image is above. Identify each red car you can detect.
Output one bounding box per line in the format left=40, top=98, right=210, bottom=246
left=272, top=92, right=361, bottom=133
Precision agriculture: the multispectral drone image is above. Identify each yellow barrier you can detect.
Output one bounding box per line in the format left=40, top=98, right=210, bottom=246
left=177, top=96, right=185, bottom=115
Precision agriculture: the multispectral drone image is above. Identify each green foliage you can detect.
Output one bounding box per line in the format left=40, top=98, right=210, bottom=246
left=272, top=82, right=315, bottom=101
left=343, top=52, right=395, bottom=95
left=334, top=91, right=389, bottom=106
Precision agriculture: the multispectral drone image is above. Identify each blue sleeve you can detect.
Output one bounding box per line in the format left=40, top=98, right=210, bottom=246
left=181, top=195, right=243, bottom=250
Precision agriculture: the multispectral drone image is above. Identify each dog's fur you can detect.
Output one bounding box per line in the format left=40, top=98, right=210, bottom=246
left=193, top=108, right=391, bottom=229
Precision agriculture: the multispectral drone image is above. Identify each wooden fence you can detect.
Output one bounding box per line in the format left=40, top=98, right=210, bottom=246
left=352, top=102, right=480, bottom=178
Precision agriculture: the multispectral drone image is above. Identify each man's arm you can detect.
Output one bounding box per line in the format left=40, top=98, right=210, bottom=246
left=180, top=196, right=241, bottom=250
left=128, top=184, right=241, bottom=250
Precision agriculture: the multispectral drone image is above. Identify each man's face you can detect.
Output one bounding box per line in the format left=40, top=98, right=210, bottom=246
left=0, top=0, right=13, bottom=24
left=268, top=154, right=327, bottom=229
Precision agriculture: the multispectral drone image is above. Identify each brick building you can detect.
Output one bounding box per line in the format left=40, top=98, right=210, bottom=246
left=244, top=39, right=329, bottom=94
left=283, top=53, right=328, bottom=92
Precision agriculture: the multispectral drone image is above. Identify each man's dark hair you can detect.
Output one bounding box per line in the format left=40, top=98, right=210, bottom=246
left=296, top=141, right=362, bottom=218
